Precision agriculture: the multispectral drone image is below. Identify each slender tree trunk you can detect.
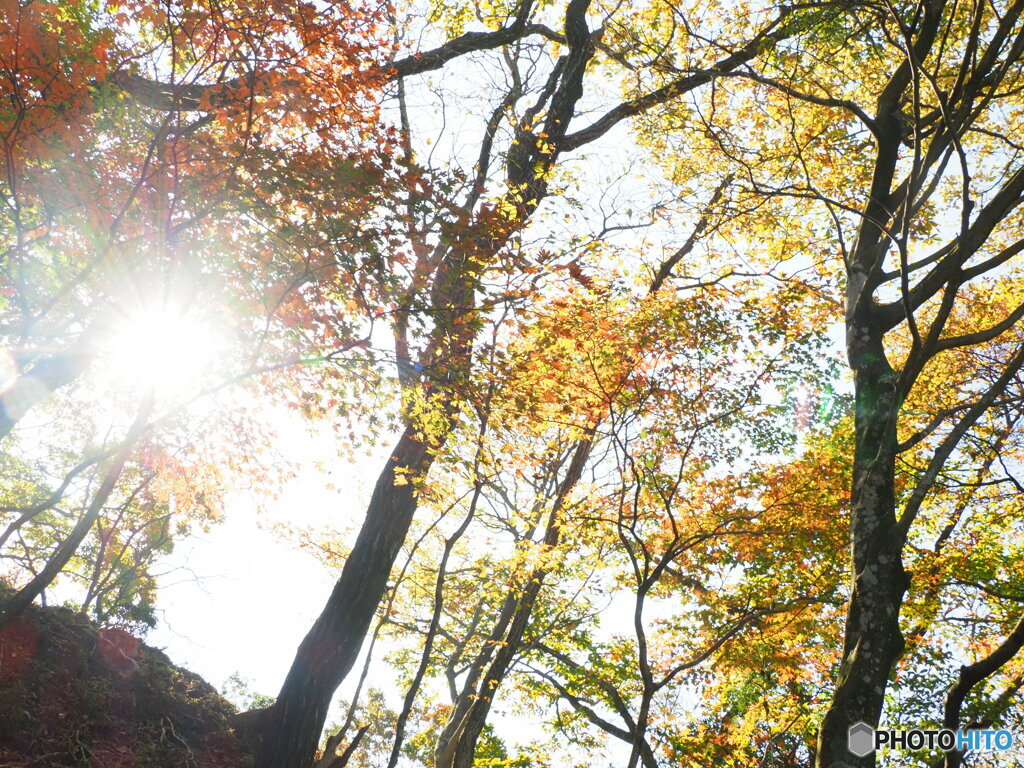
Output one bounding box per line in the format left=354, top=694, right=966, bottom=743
left=942, top=615, right=1024, bottom=768
left=434, top=439, right=591, bottom=768
left=0, top=391, right=152, bottom=629
left=816, top=327, right=909, bottom=768
left=0, top=325, right=99, bottom=442
left=255, top=427, right=431, bottom=768
left=626, top=686, right=658, bottom=768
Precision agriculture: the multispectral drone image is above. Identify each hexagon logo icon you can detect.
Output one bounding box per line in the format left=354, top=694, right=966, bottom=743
left=848, top=722, right=876, bottom=757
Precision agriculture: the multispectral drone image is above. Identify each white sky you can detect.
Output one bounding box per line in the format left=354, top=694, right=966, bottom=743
left=148, top=410, right=389, bottom=705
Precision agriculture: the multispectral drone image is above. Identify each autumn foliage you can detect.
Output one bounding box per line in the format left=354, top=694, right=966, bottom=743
left=4, top=1, right=1024, bottom=768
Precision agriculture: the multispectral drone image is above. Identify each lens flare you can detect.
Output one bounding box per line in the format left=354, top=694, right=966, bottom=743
left=106, top=304, right=220, bottom=395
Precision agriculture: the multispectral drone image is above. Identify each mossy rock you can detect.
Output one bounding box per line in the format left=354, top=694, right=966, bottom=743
left=0, top=598, right=251, bottom=768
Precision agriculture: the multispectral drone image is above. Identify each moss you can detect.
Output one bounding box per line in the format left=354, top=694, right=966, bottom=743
left=0, top=596, right=251, bottom=767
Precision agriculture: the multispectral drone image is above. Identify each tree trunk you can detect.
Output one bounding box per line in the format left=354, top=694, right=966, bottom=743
left=816, top=329, right=909, bottom=768
left=0, top=326, right=99, bottom=442
left=0, top=391, right=152, bottom=629
left=436, top=439, right=591, bottom=768
left=255, top=427, right=431, bottom=768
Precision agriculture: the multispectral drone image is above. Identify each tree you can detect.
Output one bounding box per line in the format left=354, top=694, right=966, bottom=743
left=239, top=2, right=811, bottom=765
left=7, top=1, right=1024, bottom=768
left=647, top=0, right=1024, bottom=763
left=0, top=0, right=396, bottom=625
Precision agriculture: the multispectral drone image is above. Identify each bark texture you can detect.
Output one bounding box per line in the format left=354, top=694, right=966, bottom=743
left=816, top=332, right=909, bottom=768
left=254, top=428, right=430, bottom=768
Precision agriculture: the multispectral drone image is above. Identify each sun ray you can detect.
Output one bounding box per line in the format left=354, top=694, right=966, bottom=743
left=104, top=300, right=223, bottom=396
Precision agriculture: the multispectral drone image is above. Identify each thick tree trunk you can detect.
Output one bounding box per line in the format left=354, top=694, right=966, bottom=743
left=816, top=330, right=909, bottom=768
left=255, top=427, right=431, bottom=768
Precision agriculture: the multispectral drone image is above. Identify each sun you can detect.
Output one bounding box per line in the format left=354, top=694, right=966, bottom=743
left=105, top=302, right=223, bottom=396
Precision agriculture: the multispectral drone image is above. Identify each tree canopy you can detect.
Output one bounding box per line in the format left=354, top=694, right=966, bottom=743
left=3, top=0, right=1024, bottom=767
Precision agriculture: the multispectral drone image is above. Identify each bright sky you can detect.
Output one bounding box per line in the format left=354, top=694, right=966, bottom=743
left=48, top=10, right=846, bottom=745
left=144, top=411, right=557, bottom=751
left=131, top=36, right=680, bottom=711
left=147, top=409, right=389, bottom=706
